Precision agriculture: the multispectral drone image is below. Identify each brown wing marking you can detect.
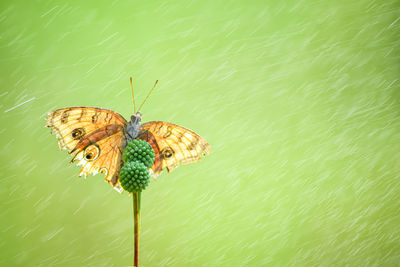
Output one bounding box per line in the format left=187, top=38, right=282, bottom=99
left=137, top=130, right=163, bottom=175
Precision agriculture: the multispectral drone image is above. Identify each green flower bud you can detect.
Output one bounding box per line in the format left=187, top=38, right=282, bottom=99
left=119, top=161, right=150, bottom=193
left=123, top=139, right=155, bottom=168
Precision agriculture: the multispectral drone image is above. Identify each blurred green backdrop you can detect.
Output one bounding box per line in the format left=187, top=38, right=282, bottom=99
left=1, top=1, right=399, bottom=266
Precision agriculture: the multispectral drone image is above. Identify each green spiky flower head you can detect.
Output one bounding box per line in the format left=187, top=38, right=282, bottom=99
left=120, top=139, right=155, bottom=193
left=119, top=161, right=150, bottom=193
left=123, top=139, right=155, bottom=168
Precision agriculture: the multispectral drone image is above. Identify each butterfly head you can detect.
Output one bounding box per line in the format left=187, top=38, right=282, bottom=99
left=127, top=111, right=142, bottom=139
left=131, top=111, right=142, bottom=123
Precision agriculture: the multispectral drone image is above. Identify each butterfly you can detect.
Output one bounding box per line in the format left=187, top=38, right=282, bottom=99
left=45, top=79, right=211, bottom=193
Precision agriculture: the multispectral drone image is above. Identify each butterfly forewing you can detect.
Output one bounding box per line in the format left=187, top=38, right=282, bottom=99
left=46, top=107, right=127, bottom=152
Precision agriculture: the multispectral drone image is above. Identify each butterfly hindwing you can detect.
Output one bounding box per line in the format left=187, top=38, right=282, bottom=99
left=71, top=130, right=126, bottom=190
left=140, top=121, right=211, bottom=176
left=46, top=107, right=128, bottom=190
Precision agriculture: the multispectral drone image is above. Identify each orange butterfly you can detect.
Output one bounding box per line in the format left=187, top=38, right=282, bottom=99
left=45, top=79, right=211, bottom=193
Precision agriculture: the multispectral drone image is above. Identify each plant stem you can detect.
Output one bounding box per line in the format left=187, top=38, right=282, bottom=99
left=133, top=191, right=141, bottom=267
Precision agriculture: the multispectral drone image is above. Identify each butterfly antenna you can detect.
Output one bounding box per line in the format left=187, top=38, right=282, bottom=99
left=130, top=77, right=136, bottom=113
left=138, top=80, right=158, bottom=112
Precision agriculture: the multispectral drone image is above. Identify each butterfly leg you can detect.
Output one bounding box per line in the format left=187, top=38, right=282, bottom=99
left=122, top=126, right=135, bottom=139
left=137, top=130, right=150, bottom=142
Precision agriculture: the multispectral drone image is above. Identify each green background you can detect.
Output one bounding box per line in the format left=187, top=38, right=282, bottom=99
left=1, top=1, right=399, bottom=266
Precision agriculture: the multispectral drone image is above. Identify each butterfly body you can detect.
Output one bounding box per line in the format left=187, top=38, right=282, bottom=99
left=46, top=107, right=210, bottom=192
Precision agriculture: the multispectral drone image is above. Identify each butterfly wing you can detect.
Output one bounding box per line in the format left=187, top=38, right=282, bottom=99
left=139, top=121, right=211, bottom=177
left=46, top=107, right=128, bottom=191
left=70, top=130, right=126, bottom=191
